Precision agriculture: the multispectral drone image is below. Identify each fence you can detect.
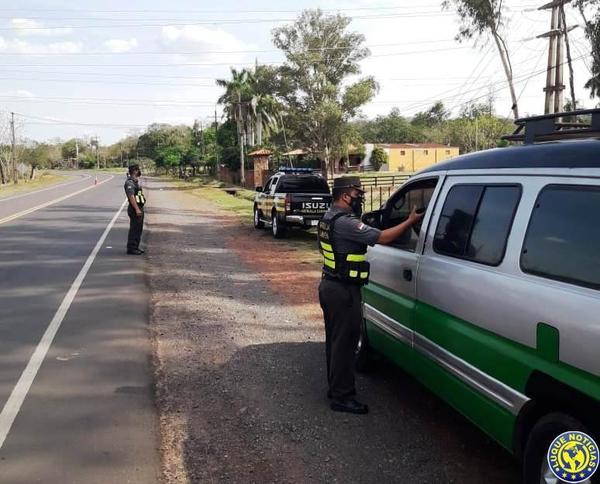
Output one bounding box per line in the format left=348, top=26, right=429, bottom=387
left=327, top=173, right=412, bottom=212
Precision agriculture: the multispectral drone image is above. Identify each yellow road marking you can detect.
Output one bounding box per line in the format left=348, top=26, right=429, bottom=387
left=0, top=175, right=114, bottom=226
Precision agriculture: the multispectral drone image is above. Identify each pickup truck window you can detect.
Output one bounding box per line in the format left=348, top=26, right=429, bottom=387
left=277, top=176, right=330, bottom=194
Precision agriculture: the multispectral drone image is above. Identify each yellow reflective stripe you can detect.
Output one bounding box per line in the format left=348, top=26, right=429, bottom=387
left=349, top=270, right=358, bottom=278
left=320, top=242, right=333, bottom=252
left=360, top=272, right=369, bottom=279
left=346, top=254, right=366, bottom=262
left=322, top=251, right=335, bottom=261
left=323, top=258, right=336, bottom=269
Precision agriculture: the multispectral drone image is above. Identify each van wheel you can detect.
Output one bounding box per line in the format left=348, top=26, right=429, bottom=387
left=523, top=412, right=596, bottom=484
left=272, top=213, right=286, bottom=238
left=355, top=319, right=374, bottom=373
left=254, top=206, right=264, bottom=229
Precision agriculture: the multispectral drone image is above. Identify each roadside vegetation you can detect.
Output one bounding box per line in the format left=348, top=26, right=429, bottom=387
left=0, top=171, right=68, bottom=198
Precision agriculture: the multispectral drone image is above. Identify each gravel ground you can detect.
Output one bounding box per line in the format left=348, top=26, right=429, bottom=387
left=145, top=178, right=520, bottom=484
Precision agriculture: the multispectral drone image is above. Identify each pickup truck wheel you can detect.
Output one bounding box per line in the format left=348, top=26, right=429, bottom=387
left=355, top=318, right=375, bottom=373
left=523, top=412, right=597, bottom=484
left=253, top=206, right=264, bottom=229
left=272, top=213, right=286, bottom=238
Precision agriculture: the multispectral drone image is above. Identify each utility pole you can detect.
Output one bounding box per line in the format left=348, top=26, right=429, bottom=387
left=10, top=112, right=16, bottom=184
left=214, top=108, right=220, bottom=169
left=538, top=0, right=577, bottom=114
left=75, top=139, right=79, bottom=169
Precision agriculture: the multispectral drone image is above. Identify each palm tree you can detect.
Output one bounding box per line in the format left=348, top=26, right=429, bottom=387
left=217, top=68, right=255, bottom=184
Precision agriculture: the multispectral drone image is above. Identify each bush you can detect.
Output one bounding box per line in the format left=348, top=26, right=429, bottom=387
left=370, top=147, right=388, bottom=171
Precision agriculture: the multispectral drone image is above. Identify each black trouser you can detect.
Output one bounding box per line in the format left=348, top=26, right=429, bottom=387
left=318, top=277, right=362, bottom=400
left=127, top=205, right=144, bottom=250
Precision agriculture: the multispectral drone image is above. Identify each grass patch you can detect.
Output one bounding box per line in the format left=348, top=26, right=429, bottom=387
left=161, top=176, right=255, bottom=220
left=0, top=171, right=69, bottom=199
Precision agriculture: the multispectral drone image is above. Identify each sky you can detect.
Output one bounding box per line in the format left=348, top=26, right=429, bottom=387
left=0, top=0, right=595, bottom=145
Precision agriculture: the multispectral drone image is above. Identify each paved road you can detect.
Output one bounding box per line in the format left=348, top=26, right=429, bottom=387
left=0, top=173, right=159, bottom=483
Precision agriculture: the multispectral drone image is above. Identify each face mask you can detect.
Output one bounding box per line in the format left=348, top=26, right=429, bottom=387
left=348, top=195, right=364, bottom=217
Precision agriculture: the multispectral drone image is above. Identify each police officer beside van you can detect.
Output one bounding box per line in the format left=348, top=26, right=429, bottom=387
left=124, top=164, right=146, bottom=255
left=318, top=176, right=423, bottom=414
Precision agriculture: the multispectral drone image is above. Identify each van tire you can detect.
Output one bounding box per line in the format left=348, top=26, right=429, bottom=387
left=522, top=412, right=596, bottom=484
left=272, top=213, right=286, bottom=238
left=355, top=319, right=374, bottom=373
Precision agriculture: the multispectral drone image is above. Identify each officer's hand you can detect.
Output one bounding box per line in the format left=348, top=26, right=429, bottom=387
left=407, top=206, right=425, bottom=224
left=135, top=209, right=143, bottom=217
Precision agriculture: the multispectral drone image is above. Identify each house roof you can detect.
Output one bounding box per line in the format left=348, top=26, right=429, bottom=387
left=378, top=143, right=455, bottom=149
left=247, top=149, right=273, bottom=156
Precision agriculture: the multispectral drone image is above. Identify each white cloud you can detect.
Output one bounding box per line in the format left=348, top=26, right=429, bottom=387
left=160, top=25, right=253, bottom=62
left=15, top=89, right=34, bottom=98
left=104, top=38, right=138, bottom=53
left=0, top=38, right=83, bottom=54
left=11, top=18, right=73, bottom=37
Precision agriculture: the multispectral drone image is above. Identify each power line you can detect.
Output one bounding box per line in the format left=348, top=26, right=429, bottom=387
left=0, top=38, right=462, bottom=56
left=0, top=11, right=458, bottom=31
left=0, top=45, right=481, bottom=68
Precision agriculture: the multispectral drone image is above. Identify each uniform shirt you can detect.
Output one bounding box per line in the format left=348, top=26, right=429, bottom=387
left=323, top=205, right=381, bottom=253
left=124, top=176, right=140, bottom=206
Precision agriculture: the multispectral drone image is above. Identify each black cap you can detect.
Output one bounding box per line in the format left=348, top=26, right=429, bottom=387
left=332, top=176, right=364, bottom=192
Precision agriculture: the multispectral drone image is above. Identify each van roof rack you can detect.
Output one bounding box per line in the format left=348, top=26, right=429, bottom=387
left=502, top=109, right=600, bottom=144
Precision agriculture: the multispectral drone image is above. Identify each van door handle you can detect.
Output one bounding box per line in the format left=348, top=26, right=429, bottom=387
left=403, top=269, right=413, bottom=282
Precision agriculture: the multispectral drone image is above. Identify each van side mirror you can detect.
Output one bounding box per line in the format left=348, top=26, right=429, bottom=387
left=362, top=210, right=382, bottom=229
left=256, top=186, right=263, bottom=192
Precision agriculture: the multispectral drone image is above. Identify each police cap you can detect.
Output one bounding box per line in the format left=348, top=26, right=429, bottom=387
left=332, top=176, right=365, bottom=193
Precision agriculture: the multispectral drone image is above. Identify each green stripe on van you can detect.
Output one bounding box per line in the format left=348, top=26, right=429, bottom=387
left=363, top=282, right=600, bottom=450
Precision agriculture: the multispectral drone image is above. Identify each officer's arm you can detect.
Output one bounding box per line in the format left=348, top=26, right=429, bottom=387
left=128, top=194, right=142, bottom=216
left=377, top=207, right=424, bottom=245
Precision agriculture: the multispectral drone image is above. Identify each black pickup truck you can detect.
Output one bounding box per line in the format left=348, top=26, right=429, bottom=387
left=253, top=168, right=332, bottom=238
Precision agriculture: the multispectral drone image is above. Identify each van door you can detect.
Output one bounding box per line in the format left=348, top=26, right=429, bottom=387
left=363, top=176, right=442, bottom=370
left=414, top=175, right=526, bottom=446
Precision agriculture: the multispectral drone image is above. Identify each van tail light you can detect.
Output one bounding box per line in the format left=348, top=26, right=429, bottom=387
left=285, top=194, right=291, bottom=212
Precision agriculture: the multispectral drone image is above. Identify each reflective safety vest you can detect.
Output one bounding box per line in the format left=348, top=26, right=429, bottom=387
left=135, top=188, right=146, bottom=207
left=318, top=212, right=370, bottom=285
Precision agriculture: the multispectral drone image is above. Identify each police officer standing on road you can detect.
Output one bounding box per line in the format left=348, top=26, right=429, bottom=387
left=124, top=164, right=146, bottom=255
left=318, top=176, right=423, bottom=414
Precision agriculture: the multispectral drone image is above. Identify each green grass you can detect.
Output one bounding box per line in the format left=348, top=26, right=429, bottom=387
left=0, top=171, right=69, bottom=199
left=161, top=176, right=255, bottom=219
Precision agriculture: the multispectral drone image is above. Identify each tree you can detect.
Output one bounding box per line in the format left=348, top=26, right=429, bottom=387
left=370, top=146, right=388, bottom=171
left=412, top=101, right=450, bottom=127
left=576, top=1, right=600, bottom=99
left=216, top=68, right=255, bottom=184
left=272, top=9, right=378, bottom=176
left=137, top=124, right=192, bottom=173
left=355, top=108, right=425, bottom=144
left=442, top=114, right=513, bottom=153
left=444, top=0, right=520, bottom=119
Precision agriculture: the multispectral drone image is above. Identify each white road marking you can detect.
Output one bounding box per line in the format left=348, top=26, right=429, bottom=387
left=0, top=175, right=113, bottom=226
left=0, top=198, right=128, bottom=450
left=0, top=174, right=91, bottom=203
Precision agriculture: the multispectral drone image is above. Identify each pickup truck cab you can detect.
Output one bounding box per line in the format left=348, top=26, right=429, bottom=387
left=253, top=168, right=332, bottom=238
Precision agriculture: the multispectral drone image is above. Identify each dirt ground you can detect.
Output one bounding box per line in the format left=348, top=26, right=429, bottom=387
left=144, top=178, right=520, bottom=484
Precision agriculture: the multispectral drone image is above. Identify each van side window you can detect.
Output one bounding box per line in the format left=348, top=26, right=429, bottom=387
left=434, top=184, right=521, bottom=266
left=521, top=185, right=600, bottom=290
left=382, top=178, right=438, bottom=252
